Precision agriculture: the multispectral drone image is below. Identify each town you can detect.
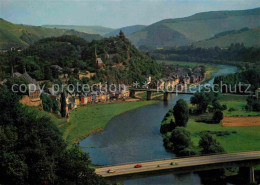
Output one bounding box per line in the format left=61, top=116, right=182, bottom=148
left=0, top=2, right=260, bottom=185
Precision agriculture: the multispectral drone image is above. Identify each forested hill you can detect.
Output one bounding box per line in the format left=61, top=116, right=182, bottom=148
left=128, top=7, right=260, bottom=48
left=81, top=32, right=161, bottom=84
left=0, top=18, right=102, bottom=50
left=193, top=27, right=260, bottom=48
left=0, top=33, right=161, bottom=84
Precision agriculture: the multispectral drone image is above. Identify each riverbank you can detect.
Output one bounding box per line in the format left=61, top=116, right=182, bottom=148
left=61, top=100, right=159, bottom=146
left=161, top=94, right=260, bottom=154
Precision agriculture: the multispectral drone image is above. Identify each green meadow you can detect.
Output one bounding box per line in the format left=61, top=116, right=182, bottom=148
left=186, top=118, right=260, bottom=153
left=58, top=101, right=159, bottom=145
left=219, top=95, right=260, bottom=117
left=186, top=94, right=260, bottom=153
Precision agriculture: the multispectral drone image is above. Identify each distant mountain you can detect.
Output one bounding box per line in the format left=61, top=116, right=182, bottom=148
left=104, top=25, right=146, bottom=37
left=128, top=7, right=260, bottom=48
left=0, top=18, right=102, bottom=49
left=43, top=25, right=114, bottom=36
left=193, top=27, right=260, bottom=48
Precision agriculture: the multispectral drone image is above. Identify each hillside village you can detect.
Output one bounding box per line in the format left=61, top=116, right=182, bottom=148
left=1, top=4, right=260, bottom=185
left=158, top=64, right=204, bottom=90
left=7, top=60, right=206, bottom=118
left=1, top=34, right=208, bottom=119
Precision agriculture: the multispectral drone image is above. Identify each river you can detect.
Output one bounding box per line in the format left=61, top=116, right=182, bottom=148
left=80, top=65, right=238, bottom=185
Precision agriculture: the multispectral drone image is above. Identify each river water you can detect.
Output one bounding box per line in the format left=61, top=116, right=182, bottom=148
left=80, top=65, right=238, bottom=185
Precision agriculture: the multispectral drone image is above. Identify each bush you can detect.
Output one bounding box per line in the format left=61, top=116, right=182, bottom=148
left=212, top=110, right=224, bottom=123
left=222, top=104, right=227, bottom=110
left=199, top=133, right=225, bottom=155
left=170, top=127, right=193, bottom=154
left=199, top=130, right=236, bottom=137
left=246, top=96, right=260, bottom=111
left=41, top=94, right=53, bottom=112
left=52, top=100, right=59, bottom=114
left=165, top=112, right=173, bottom=117
left=228, top=107, right=236, bottom=112
left=178, top=147, right=198, bottom=156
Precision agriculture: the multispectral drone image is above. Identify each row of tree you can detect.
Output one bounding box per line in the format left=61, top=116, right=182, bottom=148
left=147, top=43, right=260, bottom=64
left=214, top=69, right=260, bottom=92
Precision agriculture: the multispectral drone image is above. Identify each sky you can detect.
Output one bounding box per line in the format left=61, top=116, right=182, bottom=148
left=1, top=0, right=260, bottom=28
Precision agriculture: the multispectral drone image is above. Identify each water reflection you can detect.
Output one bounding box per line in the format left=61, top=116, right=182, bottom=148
left=80, top=65, right=238, bottom=184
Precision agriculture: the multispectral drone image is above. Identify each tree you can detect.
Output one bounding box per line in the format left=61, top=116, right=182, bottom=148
left=0, top=86, right=105, bottom=185
left=52, top=100, right=59, bottom=114
left=73, top=67, right=80, bottom=78
left=190, top=91, right=218, bottom=114
left=170, top=127, right=193, bottom=154
left=173, top=99, right=189, bottom=127
left=60, top=92, right=66, bottom=117
left=160, top=118, right=176, bottom=135
left=199, top=133, right=225, bottom=154
left=41, top=93, right=53, bottom=112
left=44, top=65, right=53, bottom=81
left=212, top=110, right=224, bottom=123
left=246, top=96, right=260, bottom=111
left=57, top=145, right=105, bottom=185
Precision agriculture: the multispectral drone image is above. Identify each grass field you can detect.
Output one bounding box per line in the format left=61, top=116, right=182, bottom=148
left=60, top=101, right=159, bottom=145
left=186, top=94, right=260, bottom=153
left=186, top=118, right=260, bottom=153
left=219, top=95, right=260, bottom=117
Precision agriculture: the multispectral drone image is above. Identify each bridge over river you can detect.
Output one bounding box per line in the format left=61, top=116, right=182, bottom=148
left=128, top=88, right=253, bottom=101
left=96, top=151, right=260, bottom=183
left=129, top=88, right=196, bottom=101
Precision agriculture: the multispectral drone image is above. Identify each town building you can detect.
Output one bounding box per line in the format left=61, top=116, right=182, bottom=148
left=13, top=71, right=42, bottom=107
left=95, top=48, right=104, bottom=68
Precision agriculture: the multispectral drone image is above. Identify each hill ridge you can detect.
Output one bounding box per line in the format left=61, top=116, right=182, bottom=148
left=128, top=7, right=260, bottom=48
left=0, top=18, right=102, bottom=50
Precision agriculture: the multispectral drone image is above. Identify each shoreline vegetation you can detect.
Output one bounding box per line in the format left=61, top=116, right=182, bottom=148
left=162, top=94, right=260, bottom=155
left=54, top=61, right=219, bottom=145
left=57, top=100, right=160, bottom=145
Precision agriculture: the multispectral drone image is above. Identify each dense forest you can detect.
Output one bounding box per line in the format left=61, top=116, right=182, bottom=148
left=0, top=33, right=161, bottom=84
left=144, top=43, right=260, bottom=66
left=0, top=35, right=89, bottom=80
left=214, top=69, right=260, bottom=92
left=82, top=32, right=161, bottom=84
left=0, top=85, right=106, bottom=185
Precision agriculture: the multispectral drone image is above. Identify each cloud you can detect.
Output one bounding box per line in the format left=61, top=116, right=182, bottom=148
left=1, top=0, right=259, bottom=28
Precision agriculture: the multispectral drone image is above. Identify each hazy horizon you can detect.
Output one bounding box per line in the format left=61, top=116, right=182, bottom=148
left=1, top=0, right=260, bottom=29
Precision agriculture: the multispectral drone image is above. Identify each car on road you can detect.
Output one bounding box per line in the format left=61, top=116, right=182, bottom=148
left=107, top=169, right=115, bottom=173
left=134, top=164, right=142, bottom=168
left=170, top=162, right=178, bottom=165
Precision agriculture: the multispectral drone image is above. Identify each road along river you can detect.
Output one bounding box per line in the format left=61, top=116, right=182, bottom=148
left=80, top=65, right=238, bottom=185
